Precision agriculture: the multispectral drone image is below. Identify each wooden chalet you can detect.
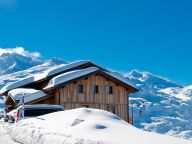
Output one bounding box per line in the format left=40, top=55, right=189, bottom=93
left=0, top=61, right=138, bottom=122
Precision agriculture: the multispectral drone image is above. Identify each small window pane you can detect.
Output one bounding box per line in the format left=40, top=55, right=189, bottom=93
left=107, top=86, right=113, bottom=94
left=94, top=85, right=99, bottom=94
left=77, top=85, right=83, bottom=93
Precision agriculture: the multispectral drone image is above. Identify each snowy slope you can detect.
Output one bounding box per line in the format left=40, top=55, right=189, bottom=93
left=0, top=122, right=19, bottom=144
left=126, top=70, right=192, bottom=140
left=159, top=85, right=192, bottom=101
left=7, top=108, right=191, bottom=144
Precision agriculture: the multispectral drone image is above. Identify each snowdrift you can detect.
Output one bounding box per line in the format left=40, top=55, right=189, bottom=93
left=7, top=108, right=191, bottom=144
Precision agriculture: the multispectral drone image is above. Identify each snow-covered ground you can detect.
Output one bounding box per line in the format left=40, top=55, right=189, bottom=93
left=0, top=121, right=19, bottom=144
left=6, top=108, right=191, bottom=144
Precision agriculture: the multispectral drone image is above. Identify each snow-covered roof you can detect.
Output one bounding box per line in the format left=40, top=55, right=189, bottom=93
left=105, top=71, right=137, bottom=90
left=7, top=88, right=47, bottom=105
left=44, top=67, right=100, bottom=90
left=35, top=60, right=106, bottom=81
left=8, top=88, right=38, bottom=101
left=44, top=67, right=138, bottom=91
left=0, top=77, right=34, bottom=94
left=0, top=60, right=107, bottom=94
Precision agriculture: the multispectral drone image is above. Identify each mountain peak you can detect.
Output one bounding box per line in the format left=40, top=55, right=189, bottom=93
left=129, top=69, right=144, bottom=78
left=127, top=70, right=182, bottom=89
left=43, top=57, right=67, bottom=66
left=49, top=57, right=67, bottom=64
left=0, top=52, right=43, bottom=75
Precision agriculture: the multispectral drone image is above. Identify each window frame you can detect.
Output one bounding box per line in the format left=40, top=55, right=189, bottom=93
left=94, top=85, right=99, bottom=94
left=107, top=86, right=113, bottom=94
left=77, top=84, right=83, bottom=93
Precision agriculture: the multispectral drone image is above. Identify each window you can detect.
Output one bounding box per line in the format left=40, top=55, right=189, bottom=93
left=107, top=86, right=113, bottom=94
left=82, top=104, right=90, bottom=108
left=94, top=85, right=99, bottom=94
left=77, top=84, right=83, bottom=93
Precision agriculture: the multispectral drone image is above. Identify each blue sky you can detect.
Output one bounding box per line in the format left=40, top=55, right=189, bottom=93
left=0, top=0, right=192, bottom=85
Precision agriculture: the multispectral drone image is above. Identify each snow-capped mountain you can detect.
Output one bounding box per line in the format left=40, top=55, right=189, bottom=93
left=0, top=51, right=68, bottom=76
left=0, top=53, right=43, bottom=75
left=126, top=70, right=192, bottom=140
left=127, top=70, right=181, bottom=89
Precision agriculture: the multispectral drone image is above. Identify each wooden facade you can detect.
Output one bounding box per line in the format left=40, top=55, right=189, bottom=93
left=33, top=73, right=132, bottom=121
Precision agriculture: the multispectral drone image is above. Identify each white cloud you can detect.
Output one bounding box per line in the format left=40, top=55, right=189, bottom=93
left=0, top=47, right=41, bottom=60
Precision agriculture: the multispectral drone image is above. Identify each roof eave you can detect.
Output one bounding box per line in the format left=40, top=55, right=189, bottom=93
left=44, top=70, right=138, bottom=93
